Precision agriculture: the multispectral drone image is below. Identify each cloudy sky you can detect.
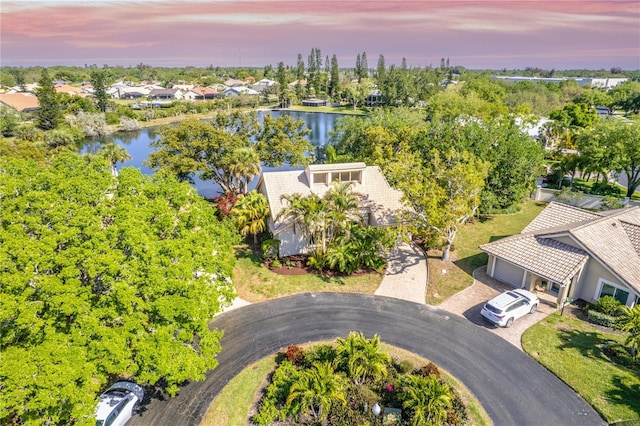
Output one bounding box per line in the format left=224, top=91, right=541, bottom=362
left=2, top=0, right=639, bottom=70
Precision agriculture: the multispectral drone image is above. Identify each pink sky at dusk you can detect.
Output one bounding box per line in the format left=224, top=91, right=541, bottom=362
left=2, top=0, right=639, bottom=70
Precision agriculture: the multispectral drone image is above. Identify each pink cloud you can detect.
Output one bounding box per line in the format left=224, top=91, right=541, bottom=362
left=1, top=0, right=638, bottom=69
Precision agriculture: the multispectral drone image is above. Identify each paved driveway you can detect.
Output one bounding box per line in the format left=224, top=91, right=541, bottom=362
left=437, top=266, right=557, bottom=350
left=129, top=293, right=603, bottom=426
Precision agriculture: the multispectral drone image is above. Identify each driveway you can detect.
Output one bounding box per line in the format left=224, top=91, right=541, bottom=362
left=129, top=293, right=603, bottom=426
left=437, top=266, right=557, bottom=349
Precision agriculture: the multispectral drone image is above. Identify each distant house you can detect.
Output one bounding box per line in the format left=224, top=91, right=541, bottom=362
left=223, top=86, right=259, bottom=97
left=301, top=99, right=328, bottom=107
left=0, top=93, right=40, bottom=112
left=183, top=87, right=219, bottom=100
left=252, top=79, right=277, bottom=92
left=54, top=84, right=82, bottom=95
left=479, top=202, right=640, bottom=308
left=149, top=88, right=183, bottom=100
left=366, top=89, right=382, bottom=107
left=224, top=78, right=245, bottom=87
left=257, top=162, right=407, bottom=257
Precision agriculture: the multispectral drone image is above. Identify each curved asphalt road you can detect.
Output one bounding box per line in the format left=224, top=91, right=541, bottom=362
left=130, top=293, right=605, bottom=426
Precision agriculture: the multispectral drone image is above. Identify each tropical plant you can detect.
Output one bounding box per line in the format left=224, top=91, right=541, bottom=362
left=230, top=190, right=269, bottom=244
left=99, top=142, right=131, bottom=177
left=286, top=362, right=346, bottom=421
left=614, top=305, right=640, bottom=358
left=336, top=332, right=391, bottom=385
left=401, top=374, right=452, bottom=426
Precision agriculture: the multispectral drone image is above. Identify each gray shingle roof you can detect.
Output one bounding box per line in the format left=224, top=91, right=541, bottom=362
left=481, top=202, right=640, bottom=293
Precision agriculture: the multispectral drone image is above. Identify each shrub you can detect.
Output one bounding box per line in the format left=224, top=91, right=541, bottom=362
left=419, top=362, right=441, bottom=379
left=398, top=360, right=413, bottom=374
left=600, top=195, right=623, bottom=210
left=285, top=345, right=305, bottom=366
left=595, top=295, right=622, bottom=316
left=587, top=310, right=617, bottom=327
left=555, top=187, right=584, bottom=206
left=269, top=259, right=282, bottom=269
left=261, top=239, right=280, bottom=260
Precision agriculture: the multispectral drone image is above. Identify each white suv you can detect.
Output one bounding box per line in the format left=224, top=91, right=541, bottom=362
left=95, top=381, right=144, bottom=426
left=481, top=289, right=539, bottom=328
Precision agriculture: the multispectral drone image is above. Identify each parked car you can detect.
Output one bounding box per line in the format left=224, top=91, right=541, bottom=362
left=95, top=381, right=144, bottom=426
left=481, top=289, right=539, bottom=328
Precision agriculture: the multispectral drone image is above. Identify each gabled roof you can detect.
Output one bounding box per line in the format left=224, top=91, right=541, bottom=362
left=258, top=163, right=406, bottom=233
left=0, top=93, right=40, bottom=112
left=480, top=202, right=640, bottom=292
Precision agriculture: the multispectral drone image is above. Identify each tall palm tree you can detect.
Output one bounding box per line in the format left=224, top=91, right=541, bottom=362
left=278, top=192, right=324, bottom=253
left=402, top=374, right=452, bottom=426
left=230, top=191, right=269, bottom=244
left=286, top=362, right=346, bottom=421
left=99, top=142, right=131, bottom=177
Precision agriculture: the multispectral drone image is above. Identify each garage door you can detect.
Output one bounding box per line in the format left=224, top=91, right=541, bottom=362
left=493, top=259, right=522, bottom=288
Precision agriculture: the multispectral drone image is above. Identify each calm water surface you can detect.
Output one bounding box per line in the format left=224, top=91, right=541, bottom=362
left=82, top=110, right=348, bottom=198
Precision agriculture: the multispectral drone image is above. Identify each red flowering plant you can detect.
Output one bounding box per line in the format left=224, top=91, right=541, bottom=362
left=213, top=193, right=238, bottom=219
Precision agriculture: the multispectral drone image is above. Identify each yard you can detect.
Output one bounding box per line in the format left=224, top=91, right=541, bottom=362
left=426, top=201, right=547, bottom=304
left=522, top=313, right=640, bottom=424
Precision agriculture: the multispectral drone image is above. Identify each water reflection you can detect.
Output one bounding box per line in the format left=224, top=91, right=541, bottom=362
left=81, top=111, right=347, bottom=198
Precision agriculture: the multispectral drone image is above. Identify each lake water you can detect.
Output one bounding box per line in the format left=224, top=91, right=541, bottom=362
left=82, top=110, right=347, bottom=198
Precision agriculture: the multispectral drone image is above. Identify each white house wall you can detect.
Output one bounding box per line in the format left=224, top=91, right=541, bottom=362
left=576, top=258, right=630, bottom=304
left=276, top=228, right=309, bottom=258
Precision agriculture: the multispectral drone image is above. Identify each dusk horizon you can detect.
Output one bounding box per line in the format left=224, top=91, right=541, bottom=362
left=2, top=0, right=639, bottom=71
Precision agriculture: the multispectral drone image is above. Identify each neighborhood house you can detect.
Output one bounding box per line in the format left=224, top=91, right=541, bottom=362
left=480, top=202, right=640, bottom=308
left=257, top=162, right=406, bottom=257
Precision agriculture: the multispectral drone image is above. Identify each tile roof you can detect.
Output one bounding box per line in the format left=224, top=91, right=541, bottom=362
left=480, top=235, right=589, bottom=285
left=481, top=202, right=640, bottom=293
left=258, top=164, right=406, bottom=233
left=0, top=93, right=40, bottom=111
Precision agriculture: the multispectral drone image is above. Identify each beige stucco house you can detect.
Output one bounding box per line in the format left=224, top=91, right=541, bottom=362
left=256, top=162, right=406, bottom=257
left=480, top=202, right=640, bottom=308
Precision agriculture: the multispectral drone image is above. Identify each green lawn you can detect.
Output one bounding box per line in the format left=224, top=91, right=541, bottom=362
left=427, top=200, right=547, bottom=304
left=522, top=313, right=640, bottom=424
left=232, top=245, right=383, bottom=303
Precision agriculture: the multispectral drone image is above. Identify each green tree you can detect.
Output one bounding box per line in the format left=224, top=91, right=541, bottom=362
left=614, top=305, right=640, bottom=358
left=90, top=69, right=109, bottom=112
left=230, top=190, right=269, bottom=244
left=329, top=54, right=340, bottom=98
left=99, top=142, right=131, bottom=177
left=0, top=154, right=239, bottom=425
left=35, top=68, right=62, bottom=130
left=147, top=114, right=311, bottom=195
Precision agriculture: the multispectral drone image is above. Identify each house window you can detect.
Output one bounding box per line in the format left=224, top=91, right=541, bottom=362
left=313, top=173, right=327, bottom=185
left=598, top=281, right=630, bottom=305
left=550, top=282, right=560, bottom=294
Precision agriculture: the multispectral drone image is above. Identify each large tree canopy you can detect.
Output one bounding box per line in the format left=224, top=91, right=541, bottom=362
left=0, top=154, right=239, bottom=425
left=147, top=112, right=312, bottom=194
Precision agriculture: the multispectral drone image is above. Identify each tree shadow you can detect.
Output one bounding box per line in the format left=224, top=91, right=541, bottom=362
left=605, top=376, right=640, bottom=421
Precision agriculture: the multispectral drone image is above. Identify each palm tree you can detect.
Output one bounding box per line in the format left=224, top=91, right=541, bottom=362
left=615, top=305, right=640, bottom=358
left=221, top=147, right=261, bottom=195
left=230, top=191, right=269, bottom=244
left=336, top=332, right=390, bottom=385
left=278, top=192, right=324, bottom=253
left=402, top=374, right=452, bottom=426
left=286, top=362, right=346, bottom=421
left=99, top=142, right=131, bottom=177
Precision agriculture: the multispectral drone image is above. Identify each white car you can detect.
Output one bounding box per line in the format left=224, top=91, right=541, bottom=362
left=481, top=289, right=539, bottom=328
left=95, top=381, right=144, bottom=426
